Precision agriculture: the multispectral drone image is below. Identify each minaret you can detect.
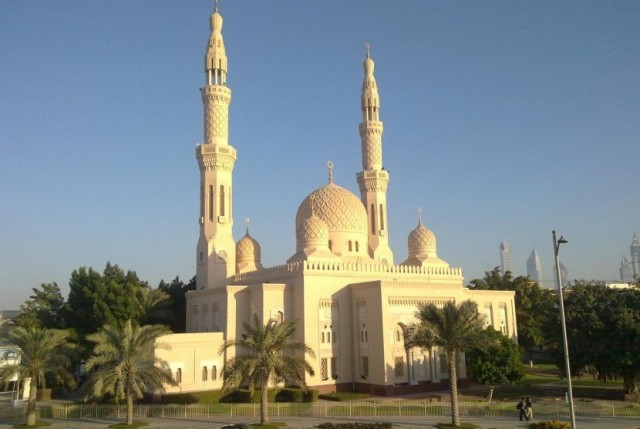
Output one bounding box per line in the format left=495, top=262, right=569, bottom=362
left=356, top=44, right=393, bottom=264
left=195, top=2, right=236, bottom=290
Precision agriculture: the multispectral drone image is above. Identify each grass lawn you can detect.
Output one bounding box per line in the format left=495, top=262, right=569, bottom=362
left=457, top=363, right=627, bottom=402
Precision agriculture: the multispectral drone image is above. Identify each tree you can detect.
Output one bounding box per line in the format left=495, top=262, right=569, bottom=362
left=466, top=327, right=525, bottom=402
left=468, top=267, right=556, bottom=358
left=0, top=327, right=76, bottom=426
left=16, top=282, right=67, bottom=329
left=135, top=286, right=171, bottom=326
left=412, top=300, right=485, bottom=427
left=84, top=320, right=176, bottom=426
left=66, top=263, right=171, bottom=339
left=556, top=282, right=640, bottom=393
left=219, top=315, right=315, bottom=425
left=157, top=276, right=196, bottom=332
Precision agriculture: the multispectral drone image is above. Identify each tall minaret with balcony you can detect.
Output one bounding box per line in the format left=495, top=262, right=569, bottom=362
left=195, top=3, right=236, bottom=290
left=356, top=45, right=394, bottom=264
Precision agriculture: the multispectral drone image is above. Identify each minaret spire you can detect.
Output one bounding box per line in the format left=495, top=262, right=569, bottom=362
left=356, top=44, right=393, bottom=264
left=195, top=3, right=237, bottom=290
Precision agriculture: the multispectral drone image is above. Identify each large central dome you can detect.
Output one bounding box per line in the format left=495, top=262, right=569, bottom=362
left=296, top=182, right=367, bottom=235
left=295, top=181, right=369, bottom=257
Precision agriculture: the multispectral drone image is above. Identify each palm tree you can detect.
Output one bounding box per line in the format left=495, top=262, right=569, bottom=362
left=0, top=327, right=76, bottom=426
left=84, top=320, right=176, bottom=425
left=413, top=300, right=486, bottom=427
left=219, top=315, right=315, bottom=425
left=135, top=286, right=171, bottom=326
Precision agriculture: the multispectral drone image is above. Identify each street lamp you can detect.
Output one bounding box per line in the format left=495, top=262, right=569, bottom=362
left=553, top=230, right=576, bottom=428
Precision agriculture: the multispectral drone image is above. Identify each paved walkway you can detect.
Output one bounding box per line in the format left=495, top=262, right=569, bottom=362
left=1, top=415, right=639, bottom=428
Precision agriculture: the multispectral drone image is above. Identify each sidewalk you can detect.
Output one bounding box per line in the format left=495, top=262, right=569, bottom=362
left=1, top=415, right=639, bottom=429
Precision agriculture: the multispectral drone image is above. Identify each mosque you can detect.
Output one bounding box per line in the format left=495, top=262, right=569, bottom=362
left=156, top=5, right=517, bottom=396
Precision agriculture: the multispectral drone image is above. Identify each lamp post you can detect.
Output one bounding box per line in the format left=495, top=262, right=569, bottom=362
left=553, top=230, right=576, bottom=428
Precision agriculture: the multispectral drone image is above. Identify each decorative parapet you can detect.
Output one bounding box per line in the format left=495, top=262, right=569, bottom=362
left=230, top=260, right=463, bottom=284
left=388, top=296, right=455, bottom=307
left=319, top=299, right=338, bottom=309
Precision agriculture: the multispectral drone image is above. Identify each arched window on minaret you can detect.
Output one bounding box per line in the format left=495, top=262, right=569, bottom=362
left=355, top=241, right=360, bottom=252
left=370, top=204, right=376, bottom=234
left=200, top=185, right=205, bottom=219
left=219, top=185, right=225, bottom=216
left=379, top=204, right=385, bottom=231
left=348, top=241, right=353, bottom=252
left=208, top=185, right=214, bottom=222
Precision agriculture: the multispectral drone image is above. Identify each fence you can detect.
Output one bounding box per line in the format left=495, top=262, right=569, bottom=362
left=1, top=399, right=639, bottom=422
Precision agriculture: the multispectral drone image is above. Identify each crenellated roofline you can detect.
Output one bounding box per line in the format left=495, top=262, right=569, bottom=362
left=230, top=260, right=463, bottom=284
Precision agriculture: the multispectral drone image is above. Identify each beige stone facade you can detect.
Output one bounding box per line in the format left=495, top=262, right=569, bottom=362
left=157, top=5, right=517, bottom=397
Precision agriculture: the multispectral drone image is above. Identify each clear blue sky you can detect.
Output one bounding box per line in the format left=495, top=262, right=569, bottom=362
left=1, top=1, right=639, bottom=310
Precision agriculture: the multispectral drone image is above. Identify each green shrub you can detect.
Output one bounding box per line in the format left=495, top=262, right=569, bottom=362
left=275, top=388, right=318, bottom=403
left=217, top=388, right=278, bottom=403
left=529, top=421, right=571, bottom=429
left=319, top=392, right=371, bottom=401
left=316, top=423, right=392, bottom=429
left=162, top=390, right=226, bottom=404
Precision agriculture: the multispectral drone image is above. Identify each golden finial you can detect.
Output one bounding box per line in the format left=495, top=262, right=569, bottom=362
left=327, top=161, right=334, bottom=183
left=245, top=217, right=250, bottom=234
left=365, top=43, right=371, bottom=58
left=418, top=207, right=423, bottom=226
left=214, top=0, right=220, bottom=12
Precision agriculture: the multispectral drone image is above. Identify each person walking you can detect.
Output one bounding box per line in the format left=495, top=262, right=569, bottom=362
left=525, top=396, right=533, bottom=420
left=516, top=397, right=526, bottom=421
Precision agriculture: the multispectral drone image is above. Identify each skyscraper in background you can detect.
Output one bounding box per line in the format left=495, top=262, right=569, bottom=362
left=620, top=255, right=633, bottom=282
left=500, top=241, right=514, bottom=275
left=630, top=233, right=640, bottom=279
left=527, top=249, right=543, bottom=284
left=554, top=261, right=568, bottom=289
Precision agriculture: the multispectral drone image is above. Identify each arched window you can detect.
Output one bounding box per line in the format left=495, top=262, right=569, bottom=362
left=212, top=366, right=217, bottom=381
left=348, top=241, right=353, bottom=252
left=355, top=241, right=359, bottom=252
left=208, top=185, right=214, bottom=221
left=202, top=366, right=208, bottom=381
left=219, top=185, right=225, bottom=216
left=321, top=332, right=325, bottom=343
left=176, top=368, right=182, bottom=384
left=379, top=205, right=385, bottom=231
left=370, top=204, right=376, bottom=234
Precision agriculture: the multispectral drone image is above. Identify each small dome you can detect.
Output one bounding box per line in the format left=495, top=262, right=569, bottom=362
left=295, top=213, right=330, bottom=254
left=236, top=231, right=261, bottom=263
left=408, top=219, right=437, bottom=259
left=298, top=214, right=329, bottom=242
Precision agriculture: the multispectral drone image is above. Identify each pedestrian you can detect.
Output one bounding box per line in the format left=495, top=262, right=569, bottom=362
left=525, top=396, right=533, bottom=420
left=516, top=396, right=526, bottom=421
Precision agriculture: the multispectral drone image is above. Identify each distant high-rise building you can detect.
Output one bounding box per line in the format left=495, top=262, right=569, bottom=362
left=527, top=249, right=543, bottom=284
left=630, top=233, right=640, bottom=279
left=500, top=241, right=514, bottom=275
left=554, top=262, right=568, bottom=289
left=620, top=255, right=633, bottom=282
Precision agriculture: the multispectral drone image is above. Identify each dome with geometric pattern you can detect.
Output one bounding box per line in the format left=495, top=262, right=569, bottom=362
left=296, top=213, right=329, bottom=252
left=408, top=218, right=437, bottom=259
left=236, top=231, right=261, bottom=263
left=295, top=181, right=368, bottom=257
